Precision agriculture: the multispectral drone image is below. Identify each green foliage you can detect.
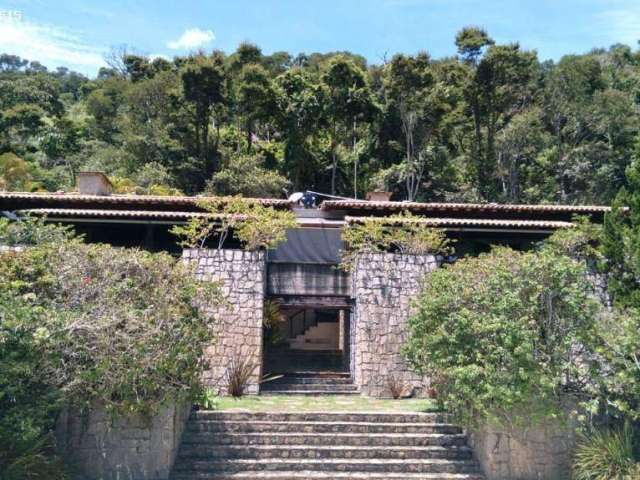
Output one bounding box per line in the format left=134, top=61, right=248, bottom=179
left=196, top=387, right=218, bottom=411
left=573, top=425, right=639, bottom=480
left=0, top=220, right=220, bottom=477
left=589, top=309, right=640, bottom=423
left=0, top=240, right=221, bottom=415
left=405, top=245, right=599, bottom=426
left=206, top=152, right=290, bottom=197
left=1, top=33, right=640, bottom=203
left=0, top=296, right=68, bottom=480
left=263, top=300, right=287, bottom=347
left=171, top=196, right=296, bottom=250
left=0, top=215, right=76, bottom=246
left=340, top=212, right=451, bottom=271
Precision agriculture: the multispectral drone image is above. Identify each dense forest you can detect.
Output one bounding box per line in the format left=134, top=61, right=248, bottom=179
left=1, top=26, right=640, bottom=204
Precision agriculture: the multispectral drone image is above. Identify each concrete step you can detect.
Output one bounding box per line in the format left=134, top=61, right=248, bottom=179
left=261, top=383, right=358, bottom=392
left=187, top=420, right=462, bottom=435
left=182, top=432, right=470, bottom=447
left=262, top=376, right=354, bottom=385
left=173, top=458, right=480, bottom=474
left=260, top=389, right=360, bottom=396
left=191, top=411, right=449, bottom=423
left=178, top=444, right=474, bottom=460
left=172, top=473, right=485, bottom=480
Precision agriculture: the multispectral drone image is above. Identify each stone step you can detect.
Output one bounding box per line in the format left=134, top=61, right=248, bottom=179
left=260, top=389, right=360, bottom=396
left=178, top=444, right=473, bottom=461
left=172, top=472, right=484, bottom=480
left=191, top=411, right=449, bottom=423
left=261, top=383, right=358, bottom=392
left=173, top=458, right=480, bottom=474
left=187, top=421, right=462, bottom=435
left=273, top=371, right=352, bottom=378
left=262, top=376, right=354, bottom=385
left=182, top=432, right=470, bottom=447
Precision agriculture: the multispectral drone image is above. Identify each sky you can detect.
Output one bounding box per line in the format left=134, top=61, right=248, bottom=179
left=0, top=0, right=639, bottom=77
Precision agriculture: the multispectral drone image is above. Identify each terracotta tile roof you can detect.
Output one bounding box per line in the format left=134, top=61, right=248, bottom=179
left=0, top=192, right=292, bottom=209
left=344, top=216, right=574, bottom=230
left=324, top=200, right=612, bottom=214
left=19, top=209, right=212, bottom=220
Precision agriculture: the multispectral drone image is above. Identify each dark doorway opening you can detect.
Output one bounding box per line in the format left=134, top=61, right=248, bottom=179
left=263, top=304, right=351, bottom=375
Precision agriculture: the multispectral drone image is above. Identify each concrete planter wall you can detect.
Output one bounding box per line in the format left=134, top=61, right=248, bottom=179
left=351, top=252, right=439, bottom=397
left=182, top=248, right=266, bottom=395
left=56, top=401, right=191, bottom=480
left=469, top=416, right=577, bottom=480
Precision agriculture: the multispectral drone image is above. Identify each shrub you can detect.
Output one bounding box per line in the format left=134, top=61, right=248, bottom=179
left=386, top=375, right=411, bottom=399
left=573, top=425, right=639, bottom=480
left=341, top=212, right=451, bottom=271
left=405, top=245, right=599, bottom=426
left=0, top=222, right=222, bottom=477
left=171, top=196, right=296, bottom=250
left=225, top=355, right=259, bottom=397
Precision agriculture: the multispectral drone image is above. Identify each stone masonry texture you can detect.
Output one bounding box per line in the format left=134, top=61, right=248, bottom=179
left=352, top=252, right=438, bottom=397
left=56, top=401, right=191, bottom=480
left=469, top=416, right=577, bottom=480
left=182, top=248, right=265, bottom=395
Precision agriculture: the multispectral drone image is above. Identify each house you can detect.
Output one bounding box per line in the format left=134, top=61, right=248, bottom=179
left=0, top=175, right=611, bottom=397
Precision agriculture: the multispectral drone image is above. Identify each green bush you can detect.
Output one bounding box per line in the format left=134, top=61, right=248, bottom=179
left=0, top=220, right=221, bottom=478
left=405, top=245, right=599, bottom=426
left=573, top=425, right=639, bottom=480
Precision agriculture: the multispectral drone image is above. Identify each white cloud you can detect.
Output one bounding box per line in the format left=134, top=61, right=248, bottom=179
left=0, top=16, right=106, bottom=73
left=597, top=3, right=640, bottom=46
left=167, top=27, right=215, bottom=50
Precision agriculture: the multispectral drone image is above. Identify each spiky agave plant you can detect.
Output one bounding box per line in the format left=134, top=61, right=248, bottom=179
left=573, top=424, right=639, bottom=480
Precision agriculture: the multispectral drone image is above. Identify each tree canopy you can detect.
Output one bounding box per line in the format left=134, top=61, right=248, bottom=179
left=1, top=33, right=640, bottom=203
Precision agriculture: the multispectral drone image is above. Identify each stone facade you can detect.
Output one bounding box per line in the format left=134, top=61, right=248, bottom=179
left=351, top=252, right=438, bottom=397
left=56, top=401, right=190, bottom=480
left=469, top=417, right=577, bottom=480
left=182, top=248, right=265, bottom=395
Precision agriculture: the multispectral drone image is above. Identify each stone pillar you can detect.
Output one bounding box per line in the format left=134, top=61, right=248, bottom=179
left=352, top=252, right=438, bottom=397
left=182, top=249, right=266, bottom=395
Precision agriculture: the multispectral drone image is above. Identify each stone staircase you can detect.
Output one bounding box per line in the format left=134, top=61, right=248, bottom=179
left=171, top=411, right=485, bottom=479
left=261, top=372, right=358, bottom=395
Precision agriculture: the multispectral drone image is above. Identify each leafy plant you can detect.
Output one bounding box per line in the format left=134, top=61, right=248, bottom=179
left=225, top=355, right=259, bottom=398
left=263, top=300, right=287, bottom=347
left=340, top=212, right=451, bottom=271
left=0, top=215, right=76, bottom=246
left=171, top=196, right=296, bottom=250
left=405, top=244, right=599, bottom=427
left=573, top=425, right=639, bottom=480
left=196, top=387, right=218, bottom=411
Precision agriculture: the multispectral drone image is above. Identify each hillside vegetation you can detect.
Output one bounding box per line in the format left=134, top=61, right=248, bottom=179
left=1, top=27, right=640, bottom=204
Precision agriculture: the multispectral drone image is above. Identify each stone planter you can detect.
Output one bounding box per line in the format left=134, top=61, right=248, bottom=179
left=56, top=401, right=191, bottom=480
left=182, top=248, right=266, bottom=395
left=468, top=415, right=577, bottom=480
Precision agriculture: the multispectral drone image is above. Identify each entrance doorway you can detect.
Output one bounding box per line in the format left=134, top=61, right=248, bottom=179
left=263, top=304, right=351, bottom=375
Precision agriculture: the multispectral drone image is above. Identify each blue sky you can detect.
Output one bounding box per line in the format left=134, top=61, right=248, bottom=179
left=1, top=0, right=639, bottom=77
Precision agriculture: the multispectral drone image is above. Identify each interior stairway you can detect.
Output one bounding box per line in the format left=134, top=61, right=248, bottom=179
left=261, top=372, right=358, bottom=395
left=171, top=411, right=485, bottom=479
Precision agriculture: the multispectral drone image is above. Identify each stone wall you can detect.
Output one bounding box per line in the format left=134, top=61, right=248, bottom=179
left=56, top=401, right=190, bottom=480
left=182, top=248, right=265, bottom=395
left=469, top=417, right=577, bottom=480
left=351, top=252, right=438, bottom=397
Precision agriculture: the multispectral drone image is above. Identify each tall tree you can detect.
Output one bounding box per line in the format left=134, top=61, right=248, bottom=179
left=181, top=53, right=226, bottom=181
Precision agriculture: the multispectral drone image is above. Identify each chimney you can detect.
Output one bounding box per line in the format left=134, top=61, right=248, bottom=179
left=366, top=191, right=392, bottom=202
left=77, top=172, right=113, bottom=196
